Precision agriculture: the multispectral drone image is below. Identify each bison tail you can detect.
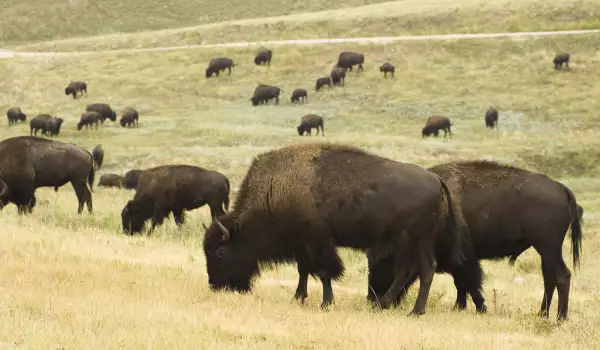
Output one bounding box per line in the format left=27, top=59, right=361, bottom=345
left=439, top=178, right=465, bottom=267
left=88, top=166, right=95, bottom=193
left=564, top=186, right=582, bottom=269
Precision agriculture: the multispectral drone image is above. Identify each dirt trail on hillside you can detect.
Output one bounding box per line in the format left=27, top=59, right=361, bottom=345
left=0, top=29, right=598, bottom=58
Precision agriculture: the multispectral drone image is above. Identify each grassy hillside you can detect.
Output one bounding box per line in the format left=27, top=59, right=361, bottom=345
left=1, top=33, right=599, bottom=347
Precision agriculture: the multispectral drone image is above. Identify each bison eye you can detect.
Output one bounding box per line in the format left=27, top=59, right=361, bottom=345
left=216, top=247, right=226, bottom=259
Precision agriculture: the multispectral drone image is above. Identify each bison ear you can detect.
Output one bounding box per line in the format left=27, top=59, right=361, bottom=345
left=0, top=178, right=7, bottom=197
left=215, top=218, right=230, bottom=241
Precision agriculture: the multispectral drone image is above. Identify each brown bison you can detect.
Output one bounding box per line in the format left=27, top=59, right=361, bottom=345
left=254, top=48, right=272, bottom=66
left=92, top=144, right=104, bottom=170
left=422, top=116, right=452, bottom=138
left=123, top=169, right=143, bottom=190
left=337, top=52, right=364, bottom=72
left=315, top=76, right=332, bottom=91
left=380, top=62, right=395, bottom=78
left=485, top=107, right=498, bottom=129
left=46, top=117, right=64, bottom=137
left=290, top=88, right=308, bottom=104
left=297, top=114, right=324, bottom=136
left=85, top=103, right=117, bottom=124
left=0, top=136, right=95, bottom=214
left=330, top=66, right=346, bottom=86
left=7, top=107, right=26, bottom=125
left=206, top=57, right=235, bottom=78
left=366, top=161, right=583, bottom=321
left=98, top=174, right=123, bottom=188
left=122, top=165, right=230, bottom=234
left=29, top=114, right=54, bottom=136
left=203, top=143, right=463, bottom=314
left=251, top=84, right=281, bottom=106
left=120, top=107, right=139, bottom=128
left=77, top=111, right=100, bottom=131
left=554, top=53, right=570, bottom=70
left=65, top=81, right=87, bottom=99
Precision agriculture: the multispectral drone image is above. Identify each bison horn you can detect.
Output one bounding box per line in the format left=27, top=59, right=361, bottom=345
left=202, top=223, right=208, bottom=231
left=0, top=179, right=7, bottom=198
left=215, top=218, right=230, bottom=241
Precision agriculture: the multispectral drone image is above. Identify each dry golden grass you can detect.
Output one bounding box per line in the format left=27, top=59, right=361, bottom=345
left=1, top=7, right=600, bottom=348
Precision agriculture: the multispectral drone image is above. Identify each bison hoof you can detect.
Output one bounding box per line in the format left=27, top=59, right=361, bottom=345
left=294, top=291, right=308, bottom=304
left=320, top=300, right=333, bottom=310
left=378, top=297, right=394, bottom=310
left=408, top=309, right=425, bottom=317
left=477, top=304, right=488, bottom=314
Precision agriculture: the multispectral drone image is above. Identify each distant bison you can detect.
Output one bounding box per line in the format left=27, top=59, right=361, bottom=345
left=121, top=165, right=230, bottom=234
left=290, top=88, right=308, bottom=104
left=46, top=117, right=64, bottom=137
left=92, top=144, right=104, bottom=170
left=123, top=169, right=143, bottom=190
left=366, top=160, right=582, bottom=321
left=337, top=52, right=364, bottom=72
left=29, top=114, right=53, bottom=136
left=86, top=103, right=116, bottom=124
left=251, top=84, right=281, bottom=106
left=422, top=116, right=452, bottom=138
left=553, top=53, right=570, bottom=70
left=120, top=107, right=139, bottom=128
left=0, top=136, right=94, bottom=214
left=7, top=107, right=26, bottom=125
left=380, top=62, right=395, bottom=78
left=315, top=77, right=332, bottom=91
left=77, top=111, right=100, bottom=131
left=254, top=48, right=272, bottom=66
left=330, top=66, right=346, bottom=86
left=98, top=174, right=123, bottom=188
left=65, top=81, right=87, bottom=99
left=485, top=107, right=498, bottom=129
left=202, top=143, right=462, bottom=314
left=297, top=114, right=324, bottom=136
left=206, top=57, right=235, bottom=78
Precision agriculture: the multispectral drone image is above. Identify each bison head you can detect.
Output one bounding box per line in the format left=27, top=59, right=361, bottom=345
left=251, top=96, right=260, bottom=106
left=120, top=118, right=127, bottom=127
left=297, top=125, right=306, bottom=136
left=203, top=214, right=259, bottom=293
left=205, top=68, right=213, bottom=78
left=18, top=113, right=27, bottom=121
left=64, top=87, right=71, bottom=95
left=121, top=200, right=147, bottom=234
left=422, top=126, right=435, bottom=138
left=366, top=250, right=400, bottom=306
left=76, top=121, right=84, bottom=131
left=109, top=111, right=117, bottom=122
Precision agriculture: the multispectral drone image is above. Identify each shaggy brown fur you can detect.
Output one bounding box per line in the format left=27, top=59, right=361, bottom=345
left=29, top=114, right=53, bottom=136
left=330, top=66, right=346, bottom=86
left=297, top=114, right=324, bottom=136
left=65, top=81, right=87, bottom=99
left=123, top=169, right=143, bottom=190
left=77, top=111, right=100, bottom=131
left=85, top=103, right=117, bottom=124
left=92, top=144, right=104, bottom=170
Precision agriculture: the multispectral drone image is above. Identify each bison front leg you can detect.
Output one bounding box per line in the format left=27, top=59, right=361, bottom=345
left=173, top=208, right=185, bottom=226
left=294, top=253, right=310, bottom=304
left=149, top=207, right=169, bottom=233
left=227, top=67, right=232, bottom=75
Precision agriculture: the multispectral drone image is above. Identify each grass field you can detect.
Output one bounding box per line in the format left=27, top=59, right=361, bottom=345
left=2, top=0, right=600, bottom=348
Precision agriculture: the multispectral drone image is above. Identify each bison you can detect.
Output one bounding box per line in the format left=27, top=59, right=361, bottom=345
left=380, top=62, right=395, bottom=78
left=290, top=88, right=308, bottom=104
left=0, top=136, right=95, bottom=214
left=85, top=103, right=117, bottom=124
left=315, top=77, right=332, bottom=91
left=553, top=53, right=570, bottom=70
left=98, top=174, right=123, bottom=188
left=65, top=81, right=87, bottom=99
left=297, top=114, right=324, bottom=136
left=92, top=144, right=104, bottom=170
left=251, top=84, right=281, bottom=106
left=46, top=117, right=64, bottom=137
left=254, top=48, right=272, bottom=66
left=422, top=116, right=452, bottom=138
left=123, top=169, right=143, bottom=190
left=366, top=161, right=583, bottom=321
left=203, top=143, right=463, bottom=315
left=485, top=107, right=498, bottom=129
left=7, top=107, right=26, bottom=125
left=337, top=52, right=364, bottom=72
left=29, top=114, right=52, bottom=136
left=206, top=57, right=235, bottom=78
left=77, top=111, right=100, bottom=131
left=120, top=107, right=139, bottom=128
left=330, top=66, right=346, bottom=86
left=121, top=165, right=230, bottom=234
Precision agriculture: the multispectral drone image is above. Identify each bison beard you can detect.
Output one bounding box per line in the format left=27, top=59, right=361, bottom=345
left=203, top=143, right=463, bottom=314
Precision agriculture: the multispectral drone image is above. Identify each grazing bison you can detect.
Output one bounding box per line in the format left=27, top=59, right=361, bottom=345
left=85, top=103, right=117, bottom=124
left=206, top=57, right=235, bottom=78
left=422, top=116, right=452, bottom=138
left=123, top=169, right=143, bottom=190
left=65, top=81, right=87, bottom=99
left=0, top=136, right=94, bottom=214
left=330, top=66, right=346, bottom=86
left=251, top=84, right=281, bottom=106
left=7, top=107, right=26, bottom=125
left=337, top=52, right=364, bottom=72
left=315, top=76, right=332, bottom=91
left=121, top=165, right=230, bottom=234
left=120, top=107, right=139, bottom=128
left=203, top=143, right=463, bottom=314
left=380, top=62, right=395, bottom=78
left=29, top=114, right=53, bottom=136
left=553, top=53, right=570, bottom=70
left=46, top=117, right=64, bottom=137
left=254, top=48, right=272, bottom=66
left=290, top=88, right=308, bottom=104
left=485, top=107, right=498, bottom=129
left=366, top=161, right=583, bottom=321
left=92, top=144, right=104, bottom=170
left=297, top=114, right=324, bottom=136
left=77, top=111, right=100, bottom=131
left=98, top=174, right=123, bottom=188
